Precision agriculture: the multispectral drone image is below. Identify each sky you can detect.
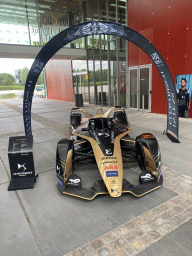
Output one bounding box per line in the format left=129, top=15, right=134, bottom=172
left=0, top=58, right=34, bottom=76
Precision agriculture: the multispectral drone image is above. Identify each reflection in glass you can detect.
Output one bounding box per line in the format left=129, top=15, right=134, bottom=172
left=140, top=68, right=149, bottom=110
left=130, top=69, right=137, bottom=108
left=0, top=0, right=84, bottom=48
left=72, top=60, right=88, bottom=102
left=119, top=61, right=126, bottom=107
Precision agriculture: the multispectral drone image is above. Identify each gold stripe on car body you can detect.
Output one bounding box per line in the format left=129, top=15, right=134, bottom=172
left=72, top=108, right=93, bottom=118
left=73, top=129, right=129, bottom=197
left=61, top=184, right=161, bottom=200
left=74, top=140, right=87, bottom=146
left=62, top=190, right=108, bottom=200
left=121, top=138, right=134, bottom=142
left=63, top=149, right=73, bottom=184
left=143, top=146, right=160, bottom=180
left=122, top=185, right=161, bottom=197
left=104, top=107, right=117, bottom=117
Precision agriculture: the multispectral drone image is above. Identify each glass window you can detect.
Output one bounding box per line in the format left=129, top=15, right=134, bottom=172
left=130, top=69, right=138, bottom=109
left=0, top=0, right=85, bottom=48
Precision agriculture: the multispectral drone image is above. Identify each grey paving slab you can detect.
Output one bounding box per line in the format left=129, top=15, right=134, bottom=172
left=0, top=184, right=42, bottom=256
left=0, top=117, right=44, bottom=135
left=138, top=219, right=192, bottom=256
left=0, top=112, right=21, bottom=118
left=127, top=114, right=167, bottom=133
left=0, top=105, right=16, bottom=113
left=40, top=114, right=71, bottom=126
left=32, top=106, right=73, bottom=114
left=33, top=128, right=64, bottom=144
left=0, top=157, right=9, bottom=184
left=0, top=125, right=11, bottom=135
left=0, top=150, right=9, bottom=174
left=18, top=170, right=177, bottom=256
left=0, top=136, right=20, bottom=151
left=1, top=98, right=192, bottom=256
left=33, top=140, right=59, bottom=173
left=39, top=110, right=70, bottom=119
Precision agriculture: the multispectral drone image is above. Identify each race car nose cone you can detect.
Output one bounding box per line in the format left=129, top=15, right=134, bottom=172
left=110, top=187, right=122, bottom=197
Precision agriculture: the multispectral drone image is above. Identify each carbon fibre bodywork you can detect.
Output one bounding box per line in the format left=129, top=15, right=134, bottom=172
left=56, top=107, right=163, bottom=200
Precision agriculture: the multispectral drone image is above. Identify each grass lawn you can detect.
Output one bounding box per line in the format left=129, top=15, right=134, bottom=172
left=0, top=93, right=17, bottom=99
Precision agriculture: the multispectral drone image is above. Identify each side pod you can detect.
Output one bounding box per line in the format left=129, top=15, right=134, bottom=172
left=56, top=138, right=73, bottom=187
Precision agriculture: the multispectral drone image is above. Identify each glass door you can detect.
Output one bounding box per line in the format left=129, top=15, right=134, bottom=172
left=139, top=67, right=150, bottom=110
left=129, top=65, right=151, bottom=111
left=130, top=68, right=138, bottom=109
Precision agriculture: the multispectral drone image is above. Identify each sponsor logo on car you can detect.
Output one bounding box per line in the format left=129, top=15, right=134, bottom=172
left=104, top=165, right=118, bottom=170
left=109, top=179, right=119, bottom=185
left=98, top=132, right=110, bottom=137
left=141, top=173, right=155, bottom=181
left=111, top=188, right=120, bottom=195
left=106, top=171, right=118, bottom=177
left=101, top=157, right=117, bottom=160
left=105, top=149, right=113, bottom=155
left=141, top=134, right=155, bottom=139
left=67, top=178, right=81, bottom=185
left=57, top=165, right=61, bottom=174
left=102, top=161, right=117, bottom=164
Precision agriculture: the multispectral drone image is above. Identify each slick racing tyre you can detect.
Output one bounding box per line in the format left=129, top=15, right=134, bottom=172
left=135, top=141, right=145, bottom=170
left=135, top=133, right=162, bottom=182
left=56, top=138, right=73, bottom=187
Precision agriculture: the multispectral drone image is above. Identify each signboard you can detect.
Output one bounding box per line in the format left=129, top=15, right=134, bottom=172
left=23, top=21, right=179, bottom=142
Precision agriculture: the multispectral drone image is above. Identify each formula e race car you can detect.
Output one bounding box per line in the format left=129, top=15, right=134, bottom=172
left=56, top=107, right=163, bottom=200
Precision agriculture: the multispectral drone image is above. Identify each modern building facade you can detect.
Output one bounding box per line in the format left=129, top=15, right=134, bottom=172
left=0, top=0, right=192, bottom=117
left=14, top=69, right=22, bottom=85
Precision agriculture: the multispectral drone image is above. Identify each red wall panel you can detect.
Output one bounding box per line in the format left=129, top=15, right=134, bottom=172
left=45, top=59, right=74, bottom=102
left=128, top=0, right=192, bottom=116
left=184, top=0, right=192, bottom=74
left=152, top=0, right=170, bottom=114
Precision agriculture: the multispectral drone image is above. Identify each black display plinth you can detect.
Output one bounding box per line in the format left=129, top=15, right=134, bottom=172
left=8, top=136, right=37, bottom=191
left=75, top=94, right=83, bottom=107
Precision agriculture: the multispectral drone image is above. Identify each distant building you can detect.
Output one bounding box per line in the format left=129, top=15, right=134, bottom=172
left=14, top=69, right=22, bottom=85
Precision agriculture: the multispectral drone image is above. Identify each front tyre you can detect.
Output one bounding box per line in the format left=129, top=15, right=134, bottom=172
left=56, top=138, right=73, bottom=187
left=135, top=133, right=162, bottom=182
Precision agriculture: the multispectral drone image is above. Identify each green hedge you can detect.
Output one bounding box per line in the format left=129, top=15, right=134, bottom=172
left=0, top=93, right=16, bottom=99
left=0, top=85, right=25, bottom=90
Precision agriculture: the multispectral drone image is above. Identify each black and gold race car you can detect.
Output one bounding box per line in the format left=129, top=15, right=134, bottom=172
left=56, top=107, right=163, bottom=200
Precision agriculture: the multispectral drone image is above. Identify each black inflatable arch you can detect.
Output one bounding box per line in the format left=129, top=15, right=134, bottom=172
left=23, top=21, right=179, bottom=142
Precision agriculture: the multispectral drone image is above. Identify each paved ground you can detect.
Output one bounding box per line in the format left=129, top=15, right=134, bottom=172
left=0, top=98, right=192, bottom=256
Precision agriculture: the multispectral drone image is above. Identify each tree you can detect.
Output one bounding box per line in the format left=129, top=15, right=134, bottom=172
left=37, top=72, right=44, bottom=85
left=0, top=73, right=15, bottom=86
left=102, top=69, right=108, bottom=82
left=21, top=67, right=29, bottom=85
left=20, top=67, right=44, bottom=86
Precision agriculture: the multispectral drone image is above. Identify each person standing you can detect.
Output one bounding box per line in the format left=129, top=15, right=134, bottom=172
left=177, top=78, right=189, bottom=117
